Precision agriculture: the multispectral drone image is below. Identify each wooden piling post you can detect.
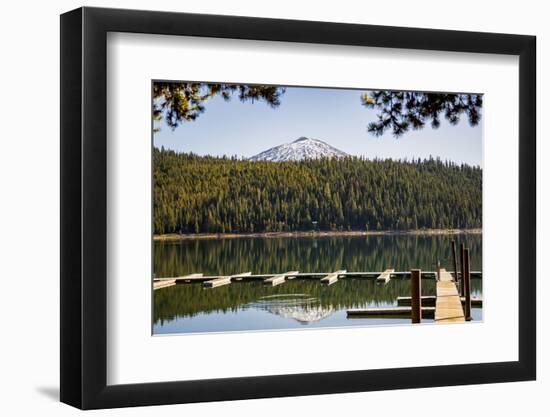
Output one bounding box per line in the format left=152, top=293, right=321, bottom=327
left=463, top=248, right=472, bottom=321
left=459, top=243, right=465, bottom=297
left=411, top=269, right=422, bottom=324
left=451, top=240, right=458, bottom=283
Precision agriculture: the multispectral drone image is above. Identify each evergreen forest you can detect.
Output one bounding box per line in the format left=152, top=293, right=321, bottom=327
left=153, top=148, right=482, bottom=235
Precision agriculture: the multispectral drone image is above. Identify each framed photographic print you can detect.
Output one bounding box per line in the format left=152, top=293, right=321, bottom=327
left=60, top=6, right=536, bottom=409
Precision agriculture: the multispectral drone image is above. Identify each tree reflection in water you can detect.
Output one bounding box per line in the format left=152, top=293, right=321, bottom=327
left=153, top=235, right=482, bottom=331
left=154, top=234, right=482, bottom=278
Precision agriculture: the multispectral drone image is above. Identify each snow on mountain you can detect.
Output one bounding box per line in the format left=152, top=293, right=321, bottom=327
left=249, top=137, right=348, bottom=161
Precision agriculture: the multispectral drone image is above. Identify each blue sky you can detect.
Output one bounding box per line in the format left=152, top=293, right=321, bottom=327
left=153, top=85, right=482, bottom=166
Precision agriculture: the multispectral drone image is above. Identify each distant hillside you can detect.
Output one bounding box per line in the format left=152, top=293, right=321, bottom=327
left=153, top=148, right=482, bottom=234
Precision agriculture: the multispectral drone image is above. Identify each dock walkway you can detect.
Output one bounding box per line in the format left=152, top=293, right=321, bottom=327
left=435, top=269, right=465, bottom=323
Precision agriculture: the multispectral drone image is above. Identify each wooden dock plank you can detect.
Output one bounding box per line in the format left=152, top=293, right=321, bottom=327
left=320, top=270, right=346, bottom=286
left=435, top=268, right=465, bottom=323
left=173, top=273, right=204, bottom=282
left=153, top=279, right=176, bottom=290
left=203, top=276, right=232, bottom=288
left=376, top=268, right=394, bottom=284
left=439, top=268, right=454, bottom=282
left=154, top=273, right=204, bottom=283
left=203, top=272, right=252, bottom=288
left=347, top=306, right=435, bottom=319
left=263, top=271, right=299, bottom=287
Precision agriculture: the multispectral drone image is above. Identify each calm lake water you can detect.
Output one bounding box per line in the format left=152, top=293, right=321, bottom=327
left=153, top=234, right=482, bottom=334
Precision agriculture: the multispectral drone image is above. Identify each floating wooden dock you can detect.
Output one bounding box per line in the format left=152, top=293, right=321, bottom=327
left=153, top=271, right=481, bottom=282
left=263, top=271, right=299, bottom=287
left=155, top=262, right=478, bottom=326
left=155, top=241, right=479, bottom=327
left=320, top=270, right=346, bottom=286
left=347, top=306, right=436, bottom=319
left=434, top=268, right=465, bottom=323
left=203, top=272, right=252, bottom=288
left=153, top=273, right=204, bottom=290
left=396, top=295, right=482, bottom=307
left=346, top=267, right=471, bottom=323
left=376, top=268, right=394, bottom=284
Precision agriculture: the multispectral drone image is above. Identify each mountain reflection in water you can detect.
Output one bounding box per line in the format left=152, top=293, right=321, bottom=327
left=246, top=294, right=335, bottom=324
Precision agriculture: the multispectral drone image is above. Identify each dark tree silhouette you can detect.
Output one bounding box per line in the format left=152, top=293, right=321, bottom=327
left=153, top=82, right=482, bottom=138
left=153, top=82, right=285, bottom=130
left=362, top=91, right=483, bottom=137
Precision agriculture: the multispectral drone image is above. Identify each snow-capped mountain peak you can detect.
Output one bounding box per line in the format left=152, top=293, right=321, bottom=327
left=249, top=137, right=348, bottom=161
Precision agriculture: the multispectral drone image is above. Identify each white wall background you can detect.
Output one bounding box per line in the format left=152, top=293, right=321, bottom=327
left=0, top=1, right=545, bottom=415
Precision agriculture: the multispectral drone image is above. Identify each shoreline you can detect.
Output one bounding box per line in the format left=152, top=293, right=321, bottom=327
left=154, top=228, right=482, bottom=241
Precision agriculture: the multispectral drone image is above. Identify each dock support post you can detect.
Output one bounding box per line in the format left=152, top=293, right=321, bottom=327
left=459, top=243, right=465, bottom=297
left=451, top=240, right=458, bottom=283
left=411, top=269, right=422, bottom=324
left=463, top=248, right=472, bottom=321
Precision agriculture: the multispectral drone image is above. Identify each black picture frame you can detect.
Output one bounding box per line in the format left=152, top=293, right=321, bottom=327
left=60, top=6, right=536, bottom=410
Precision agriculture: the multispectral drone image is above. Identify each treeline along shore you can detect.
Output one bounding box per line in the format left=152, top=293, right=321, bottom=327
left=154, top=148, right=482, bottom=235
left=154, top=229, right=482, bottom=241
